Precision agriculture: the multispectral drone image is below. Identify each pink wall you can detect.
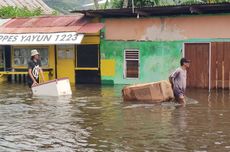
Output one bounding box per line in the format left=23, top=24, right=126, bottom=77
left=105, top=15, right=230, bottom=41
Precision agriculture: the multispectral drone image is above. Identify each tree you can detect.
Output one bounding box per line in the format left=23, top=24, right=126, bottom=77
left=94, top=0, right=99, bottom=9
left=0, top=6, right=43, bottom=18
left=205, top=0, right=229, bottom=3
left=104, top=0, right=110, bottom=9
left=110, top=0, right=229, bottom=8
left=110, top=0, right=124, bottom=8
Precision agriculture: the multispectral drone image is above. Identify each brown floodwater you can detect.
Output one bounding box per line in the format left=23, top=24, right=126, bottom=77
left=0, top=83, right=230, bottom=152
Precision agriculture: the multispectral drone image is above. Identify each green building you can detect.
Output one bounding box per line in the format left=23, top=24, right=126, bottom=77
left=73, top=3, right=230, bottom=90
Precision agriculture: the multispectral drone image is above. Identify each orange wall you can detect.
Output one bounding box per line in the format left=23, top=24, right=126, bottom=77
left=105, top=14, right=230, bottom=41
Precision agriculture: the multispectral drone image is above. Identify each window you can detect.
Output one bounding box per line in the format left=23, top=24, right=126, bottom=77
left=13, top=47, right=49, bottom=67
left=76, top=45, right=99, bottom=68
left=124, top=49, right=139, bottom=78
left=57, top=45, right=75, bottom=59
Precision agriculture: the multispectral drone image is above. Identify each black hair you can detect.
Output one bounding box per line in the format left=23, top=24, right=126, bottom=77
left=180, top=60, right=184, bottom=66
left=180, top=58, right=190, bottom=66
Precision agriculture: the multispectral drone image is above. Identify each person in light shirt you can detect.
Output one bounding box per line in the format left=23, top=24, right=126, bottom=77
left=169, top=58, right=191, bottom=104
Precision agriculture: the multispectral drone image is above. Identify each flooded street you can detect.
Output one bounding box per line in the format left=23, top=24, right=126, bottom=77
left=1, top=83, right=230, bottom=152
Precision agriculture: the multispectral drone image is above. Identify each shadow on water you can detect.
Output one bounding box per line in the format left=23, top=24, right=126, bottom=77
left=0, top=83, right=230, bottom=151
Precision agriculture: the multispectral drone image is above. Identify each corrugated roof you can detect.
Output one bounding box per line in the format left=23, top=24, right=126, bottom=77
left=71, top=2, right=230, bottom=17
left=0, top=0, right=54, bottom=14
left=3, top=15, right=86, bottom=28
left=0, top=15, right=104, bottom=34
left=78, top=23, right=104, bottom=33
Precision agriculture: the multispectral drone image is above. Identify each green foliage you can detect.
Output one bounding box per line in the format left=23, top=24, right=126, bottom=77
left=99, top=0, right=112, bottom=9
left=134, top=0, right=158, bottom=7
left=0, top=6, right=43, bottom=18
left=204, top=0, right=230, bottom=3
left=179, top=0, right=229, bottom=5
left=52, top=10, right=59, bottom=15
left=110, top=0, right=230, bottom=8
left=111, top=0, right=124, bottom=8
left=42, top=0, right=230, bottom=11
left=43, top=0, right=88, bottom=13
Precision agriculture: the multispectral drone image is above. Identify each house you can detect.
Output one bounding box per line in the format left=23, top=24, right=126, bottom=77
left=0, top=15, right=104, bottom=84
left=72, top=3, right=230, bottom=89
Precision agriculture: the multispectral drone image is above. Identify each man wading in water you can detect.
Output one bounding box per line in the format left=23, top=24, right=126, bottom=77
left=27, top=49, right=45, bottom=88
left=169, top=58, right=190, bottom=104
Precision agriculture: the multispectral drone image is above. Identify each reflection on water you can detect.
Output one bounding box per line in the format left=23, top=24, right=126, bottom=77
left=1, top=83, right=230, bottom=151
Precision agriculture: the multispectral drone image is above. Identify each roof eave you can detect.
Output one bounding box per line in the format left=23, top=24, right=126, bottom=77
left=71, top=2, right=230, bottom=18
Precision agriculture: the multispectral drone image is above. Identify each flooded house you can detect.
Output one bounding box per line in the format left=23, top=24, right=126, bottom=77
left=0, top=15, right=104, bottom=84
left=1, top=2, right=230, bottom=90
left=73, top=3, right=230, bottom=90
left=0, top=0, right=54, bottom=77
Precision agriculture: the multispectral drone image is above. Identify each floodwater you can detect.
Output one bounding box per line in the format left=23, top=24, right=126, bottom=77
left=0, top=83, right=230, bottom=152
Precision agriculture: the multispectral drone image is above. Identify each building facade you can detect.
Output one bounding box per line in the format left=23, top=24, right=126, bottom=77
left=75, top=3, right=230, bottom=89
left=0, top=15, right=103, bottom=84
left=1, top=3, right=230, bottom=89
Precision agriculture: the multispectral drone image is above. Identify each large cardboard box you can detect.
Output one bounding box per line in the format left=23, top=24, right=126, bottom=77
left=122, top=80, right=174, bottom=103
left=32, top=78, right=72, bottom=96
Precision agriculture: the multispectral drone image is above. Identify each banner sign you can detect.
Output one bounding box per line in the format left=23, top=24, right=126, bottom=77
left=0, top=32, right=84, bottom=45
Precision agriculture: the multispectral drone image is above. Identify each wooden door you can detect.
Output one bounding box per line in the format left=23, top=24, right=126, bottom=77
left=211, top=42, right=230, bottom=89
left=184, top=43, right=210, bottom=88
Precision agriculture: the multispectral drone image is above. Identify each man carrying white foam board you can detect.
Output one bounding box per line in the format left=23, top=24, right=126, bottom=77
left=27, top=49, right=45, bottom=88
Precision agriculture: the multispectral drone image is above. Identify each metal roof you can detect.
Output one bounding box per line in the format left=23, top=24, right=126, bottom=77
left=71, top=3, right=230, bottom=17
left=0, top=0, right=54, bottom=15
left=78, top=23, right=104, bottom=33
left=0, top=15, right=104, bottom=34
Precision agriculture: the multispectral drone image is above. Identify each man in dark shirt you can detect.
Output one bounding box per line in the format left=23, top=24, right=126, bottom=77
left=27, top=49, right=45, bottom=88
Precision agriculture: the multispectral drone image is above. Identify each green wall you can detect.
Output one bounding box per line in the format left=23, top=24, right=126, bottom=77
left=100, top=40, right=183, bottom=84
left=99, top=14, right=230, bottom=85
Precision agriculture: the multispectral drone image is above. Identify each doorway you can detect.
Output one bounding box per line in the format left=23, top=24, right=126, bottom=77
left=56, top=45, right=75, bottom=83
left=184, top=43, right=210, bottom=88
left=210, top=42, right=230, bottom=89
left=76, top=45, right=100, bottom=84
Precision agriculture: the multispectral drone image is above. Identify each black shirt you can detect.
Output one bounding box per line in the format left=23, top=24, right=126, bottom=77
left=27, top=59, right=42, bottom=84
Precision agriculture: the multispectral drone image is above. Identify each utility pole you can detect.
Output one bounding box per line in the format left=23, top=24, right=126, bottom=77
left=132, top=0, right=134, bottom=13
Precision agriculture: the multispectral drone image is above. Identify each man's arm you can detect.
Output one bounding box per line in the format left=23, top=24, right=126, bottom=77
left=39, top=68, right=45, bottom=82
left=39, top=61, right=45, bottom=83
left=169, top=70, right=179, bottom=87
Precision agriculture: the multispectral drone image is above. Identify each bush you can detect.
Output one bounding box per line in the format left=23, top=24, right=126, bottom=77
left=111, top=0, right=124, bottom=8
left=0, top=6, right=43, bottom=18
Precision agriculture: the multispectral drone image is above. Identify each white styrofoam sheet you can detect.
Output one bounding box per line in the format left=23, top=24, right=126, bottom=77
left=32, top=78, right=72, bottom=96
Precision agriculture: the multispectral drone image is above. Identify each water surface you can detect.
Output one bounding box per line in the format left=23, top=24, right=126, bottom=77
left=0, top=83, right=230, bottom=152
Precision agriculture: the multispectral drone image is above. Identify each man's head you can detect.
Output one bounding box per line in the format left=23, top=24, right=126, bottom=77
left=31, top=49, right=39, bottom=60
left=180, top=57, right=190, bottom=68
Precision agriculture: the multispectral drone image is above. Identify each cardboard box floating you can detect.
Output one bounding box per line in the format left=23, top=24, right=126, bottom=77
left=32, top=78, right=72, bottom=96
left=122, top=80, right=174, bottom=103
